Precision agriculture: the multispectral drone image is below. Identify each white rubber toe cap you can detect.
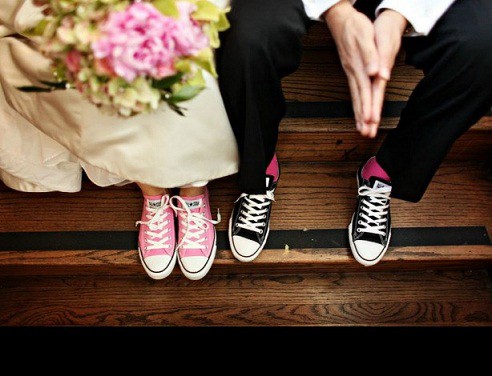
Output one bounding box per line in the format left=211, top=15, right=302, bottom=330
left=141, top=254, right=174, bottom=280
left=180, top=256, right=208, bottom=274
left=232, top=236, right=260, bottom=259
left=353, top=240, right=385, bottom=265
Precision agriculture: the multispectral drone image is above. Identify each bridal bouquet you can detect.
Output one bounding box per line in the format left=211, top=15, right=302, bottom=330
left=21, top=0, right=230, bottom=116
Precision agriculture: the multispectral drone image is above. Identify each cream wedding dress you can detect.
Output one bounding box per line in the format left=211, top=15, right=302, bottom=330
left=0, top=0, right=238, bottom=192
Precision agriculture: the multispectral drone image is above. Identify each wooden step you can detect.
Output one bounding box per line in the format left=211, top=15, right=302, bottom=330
left=1, top=269, right=490, bottom=325
left=278, top=118, right=492, bottom=162
left=0, top=162, right=490, bottom=276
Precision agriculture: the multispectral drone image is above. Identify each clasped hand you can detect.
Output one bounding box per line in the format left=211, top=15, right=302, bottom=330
left=325, top=1, right=408, bottom=138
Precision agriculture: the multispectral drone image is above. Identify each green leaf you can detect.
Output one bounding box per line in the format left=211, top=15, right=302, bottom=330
left=193, top=1, right=221, bottom=22
left=152, top=73, right=184, bottom=90
left=17, top=86, right=54, bottom=93
left=169, top=85, right=203, bottom=103
left=152, top=0, right=179, bottom=18
left=167, top=102, right=186, bottom=116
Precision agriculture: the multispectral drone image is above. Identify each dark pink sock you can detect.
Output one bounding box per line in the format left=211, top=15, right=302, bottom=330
left=362, top=157, right=391, bottom=181
left=266, top=154, right=279, bottom=182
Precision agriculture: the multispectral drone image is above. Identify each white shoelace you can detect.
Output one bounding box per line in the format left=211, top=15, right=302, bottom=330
left=357, top=186, right=391, bottom=236
left=236, top=190, right=275, bottom=234
left=170, top=196, right=221, bottom=250
left=135, top=196, right=172, bottom=250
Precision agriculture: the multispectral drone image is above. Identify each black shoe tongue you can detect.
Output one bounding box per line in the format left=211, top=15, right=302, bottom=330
left=368, top=176, right=392, bottom=192
left=265, top=175, right=275, bottom=190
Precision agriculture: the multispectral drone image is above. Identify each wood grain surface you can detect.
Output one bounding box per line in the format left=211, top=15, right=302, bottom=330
left=0, top=270, right=490, bottom=326
left=0, top=245, right=490, bottom=276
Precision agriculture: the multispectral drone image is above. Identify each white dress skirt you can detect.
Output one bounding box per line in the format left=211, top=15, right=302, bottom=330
left=0, top=0, right=239, bottom=192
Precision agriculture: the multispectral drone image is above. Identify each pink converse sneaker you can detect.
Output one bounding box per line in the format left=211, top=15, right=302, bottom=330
left=136, top=194, right=177, bottom=280
left=171, top=188, right=220, bottom=280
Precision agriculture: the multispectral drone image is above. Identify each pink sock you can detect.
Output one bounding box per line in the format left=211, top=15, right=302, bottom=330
left=266, top=154, right=279, bottom=182
left=362, top=157, right=391, bottom=182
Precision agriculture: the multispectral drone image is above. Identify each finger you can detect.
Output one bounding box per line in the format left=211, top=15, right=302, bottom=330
left=375, top=29, right=398, bottom=81
left=356, top=29, right=379, bottom=76
left=347, top=75, right=362, bottom=131
left=353, top=62, right=373, bottom=126
left=369, top=119, right=380, bottom=138
left=371, top=75, right=387, bottom=127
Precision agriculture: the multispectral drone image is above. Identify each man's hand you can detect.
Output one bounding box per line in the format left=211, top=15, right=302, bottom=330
left=370, top=10, right=408, bottom=138
left=324, top=1, right=379, bottom=136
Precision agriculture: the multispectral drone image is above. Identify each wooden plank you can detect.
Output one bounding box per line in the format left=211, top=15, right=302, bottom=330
left=277, top=126, right=492, bottom=162
left=0, top=245, right=490, bottom=276
left=1, top=301, right=489, bottom=326
left=0, top=270, right=490, bottom=325
left=283, top=49, right=422, bottom=102
left=0, top=270, right=488, bottom=304
left=280, top=116, right=492, bottom=132
left=0, top=162, right=490, bottom=232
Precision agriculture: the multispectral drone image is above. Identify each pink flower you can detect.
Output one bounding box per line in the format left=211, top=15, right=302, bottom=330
left=65, top=50, right=82, bottom=73
left=91, top=2, right=209, bottom=82
left=174, top=2, right=209, bottom=56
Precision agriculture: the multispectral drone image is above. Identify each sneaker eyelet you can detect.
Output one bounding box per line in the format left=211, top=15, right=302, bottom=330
left=356, top=228, right=361, bottom=233
left=259, top=230, right=264, bottom=234
left=358, top=220, right=362, bottom=225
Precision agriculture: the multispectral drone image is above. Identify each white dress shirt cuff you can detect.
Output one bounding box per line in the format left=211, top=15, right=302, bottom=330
left=301, top=0, right=347, bottom=21
left=376, top=0, right=455, bottom=36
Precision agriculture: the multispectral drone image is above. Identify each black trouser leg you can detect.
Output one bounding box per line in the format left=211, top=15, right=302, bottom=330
left=376, top=0, right=492, bottom=202
left=217, top=0, right=310, bottom=194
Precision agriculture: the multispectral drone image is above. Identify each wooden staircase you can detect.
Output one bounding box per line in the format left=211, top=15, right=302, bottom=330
left=0, top=24, right=491, bottom=326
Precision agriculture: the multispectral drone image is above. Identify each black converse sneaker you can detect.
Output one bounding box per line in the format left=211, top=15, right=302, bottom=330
left=228, top=175, right=278, bottom=262
left=348, top=166, right=392, bottom=266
